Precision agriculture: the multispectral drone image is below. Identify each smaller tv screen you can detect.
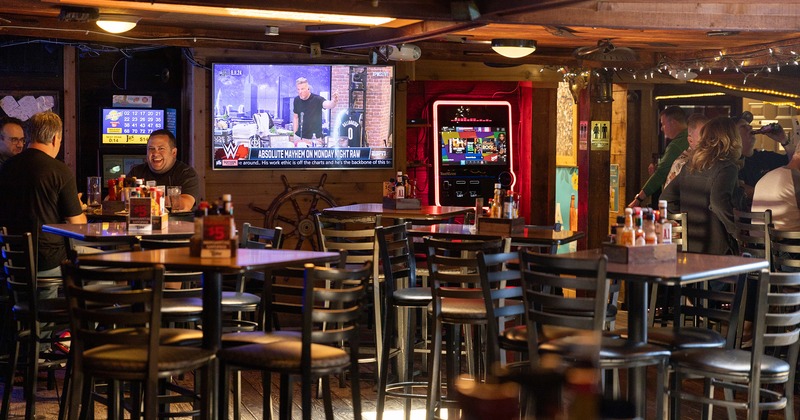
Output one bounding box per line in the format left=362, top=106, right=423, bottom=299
left=439, top=126, right=508, bottom=166
left=102, top=154, right=146, bottom=184
left=101, top=108, right=165, bottom=145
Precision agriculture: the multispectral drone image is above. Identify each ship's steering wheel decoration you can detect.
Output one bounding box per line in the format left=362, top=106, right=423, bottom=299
left=250, top=174, right=337, bottom=251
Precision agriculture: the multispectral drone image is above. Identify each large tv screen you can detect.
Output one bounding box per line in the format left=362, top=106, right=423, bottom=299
left=211, top=63, right=394, bottom=170
left=434, top=102, right=511, bottom=167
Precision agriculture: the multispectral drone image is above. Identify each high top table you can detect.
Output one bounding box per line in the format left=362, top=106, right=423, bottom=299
left=322, top=203, right=474, bottom=222
left=77, top=247, right=342, bottom=416
left=560, top=249, right=769, bottom=418
left=409, top=223, right=584, bottom=253
left=43, top=221, right=196, bottom=250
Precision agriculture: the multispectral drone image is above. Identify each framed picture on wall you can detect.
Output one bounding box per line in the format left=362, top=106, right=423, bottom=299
left=556, top=81, right=577, bottom=167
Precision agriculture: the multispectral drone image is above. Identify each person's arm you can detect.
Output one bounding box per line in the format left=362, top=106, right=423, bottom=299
left=66, top=213, right=87, bottom=224
left=766, top=126, right=796, bottom=156
left=628, top=137, right=688, bottom=207
left=322, top=92, right=338, bottom=110
left=292, top=112, right=299, bottom=137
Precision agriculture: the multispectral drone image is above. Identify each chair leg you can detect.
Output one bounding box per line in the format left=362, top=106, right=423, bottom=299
left=220, top=362, right=231, bottom=420
left=233, top=370, right=241, bottom=420
left=261, top=371, right=274, bottom=420
left=0, top=337, right=20, bottom=420
left=426, top=317, right=443, bottom=420
left=26, top=332, right=40, bottom=420
left=350, top=361, right=363, bottom=420
left=376, top=300, right=397, bottom=420
left=321, top=376, right=334, bottom=419
left=279, top=374, right=293, bottom=420
left=701, top=378, right=714, bottom=420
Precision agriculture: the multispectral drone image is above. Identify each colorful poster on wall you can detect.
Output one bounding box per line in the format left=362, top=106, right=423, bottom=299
left=556, top=166, right=579, bottom=253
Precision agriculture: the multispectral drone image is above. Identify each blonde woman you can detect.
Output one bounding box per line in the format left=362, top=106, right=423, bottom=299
left=661, top=116, right=744, bottom=255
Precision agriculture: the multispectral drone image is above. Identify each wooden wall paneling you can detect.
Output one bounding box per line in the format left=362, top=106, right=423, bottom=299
left=63, top=46, right=77, bottom=173
left=587, top=100, right=612, bottom=249
left=529, top=87, right=557, bottom=226
left=610, top=85, right=628, bottom=229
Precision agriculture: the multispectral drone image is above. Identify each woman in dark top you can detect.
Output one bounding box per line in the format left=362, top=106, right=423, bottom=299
left=661, top=116, right=743, bottom=255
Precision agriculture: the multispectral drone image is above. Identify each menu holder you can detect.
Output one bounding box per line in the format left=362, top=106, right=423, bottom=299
left=382, top=196, right=421, bottom=210
left=602, top=242, right=677, bottom=264
left=127, top=197, right=153, bottom=233
left=190, top=215, right=237, bottom=258
left=477, top=217, right=524, bottom=234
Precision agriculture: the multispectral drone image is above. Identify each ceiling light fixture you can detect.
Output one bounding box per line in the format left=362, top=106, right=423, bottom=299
left=96, top=14, right=140, bottom=34
left=491, top=39, right=537, bottom=59
left=225, top=8, right=393, bottom=25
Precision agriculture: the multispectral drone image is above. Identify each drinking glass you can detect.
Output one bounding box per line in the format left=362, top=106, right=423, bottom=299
left=86, top=176, right=102, bottom=214
left=166, top=186, right=181, bottom=212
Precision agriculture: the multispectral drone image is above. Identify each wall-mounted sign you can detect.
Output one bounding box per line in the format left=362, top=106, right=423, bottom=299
left=591, top=120, right=610, bottom=151
left=579, top=121, right=589, bottom=151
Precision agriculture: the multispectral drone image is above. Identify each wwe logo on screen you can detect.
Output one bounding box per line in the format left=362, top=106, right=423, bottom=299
left=221, top=142, right=239, bottom=159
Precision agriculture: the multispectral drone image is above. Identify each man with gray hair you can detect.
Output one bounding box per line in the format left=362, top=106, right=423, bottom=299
left=0, top=111, right=86, bottom=277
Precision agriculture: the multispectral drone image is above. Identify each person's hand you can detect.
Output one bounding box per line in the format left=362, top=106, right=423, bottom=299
left=627, top=192, right=644, bottom=208
left=78, top=192, right=87, bottom=211
left=331, top=91, right=339, bottom=103
left=764, top=125, right=788, bottom=145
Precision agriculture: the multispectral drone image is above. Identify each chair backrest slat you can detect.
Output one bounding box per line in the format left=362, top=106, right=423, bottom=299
left=518, top=249, right=609, bottom=367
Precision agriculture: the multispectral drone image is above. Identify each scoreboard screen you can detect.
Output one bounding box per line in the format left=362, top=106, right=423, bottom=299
left=101, top=108, right=165, bottom=145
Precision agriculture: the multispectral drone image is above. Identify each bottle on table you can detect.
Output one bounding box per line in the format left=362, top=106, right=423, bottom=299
left=618, top=208, right=635, bottom=246
left=492, top=183, right=504, bottom=217
left=395, top=171, right=405, bottom=199
left=222, top=193, right=234, bottom=215
left=634, top=208, right=645, bottom=246
left=644, top=209, right=658, bottom=245
left=569, top=194, right=578, bottom=232
left=503, top=190, right=515, bottom=219
left=658, top=200, right=672, bottom=244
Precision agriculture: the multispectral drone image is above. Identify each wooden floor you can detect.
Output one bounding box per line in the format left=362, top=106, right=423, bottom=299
left=2, top=311, right=799, bottom=419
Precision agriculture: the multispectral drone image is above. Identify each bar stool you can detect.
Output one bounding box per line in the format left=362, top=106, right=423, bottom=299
left=375, top=223, right=432, bottom=420
left=423, top=236, right=507, bottom=420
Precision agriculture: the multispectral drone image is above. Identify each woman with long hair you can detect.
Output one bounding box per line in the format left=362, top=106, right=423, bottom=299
left=661, top=116, right=744, bottom=255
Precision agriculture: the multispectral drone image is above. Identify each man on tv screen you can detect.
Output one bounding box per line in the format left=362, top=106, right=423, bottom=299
left=292, top=77, right=338, bottom=146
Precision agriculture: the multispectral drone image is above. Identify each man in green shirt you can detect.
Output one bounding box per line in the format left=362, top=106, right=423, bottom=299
left=628, top=106, right=688, bottom=207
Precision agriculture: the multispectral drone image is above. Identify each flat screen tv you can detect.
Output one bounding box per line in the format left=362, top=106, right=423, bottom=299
left=101, top=154, right=146, bottom=184
left=101, top=108, right=166, bottom=145
left=211, top=63, right=394, bottom=170
left=434, top=102, right=511, bottom=167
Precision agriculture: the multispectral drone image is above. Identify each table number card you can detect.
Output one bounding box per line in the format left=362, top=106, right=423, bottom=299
left=128, top=197, right=153, bottom=233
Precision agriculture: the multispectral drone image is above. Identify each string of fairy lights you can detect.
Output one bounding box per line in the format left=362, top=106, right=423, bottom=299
left=541, top=43, right=800, bottom=101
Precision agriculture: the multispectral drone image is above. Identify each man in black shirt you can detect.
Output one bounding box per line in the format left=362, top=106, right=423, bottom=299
left=733, top=111, right=794, bottom=207
left=0, top=116, right=25, bottom=168
left=0, top=111, right=86, bottom=276
left=292, top=77, right=338, bottom=146
left=127, top=129, right=200, bottom=211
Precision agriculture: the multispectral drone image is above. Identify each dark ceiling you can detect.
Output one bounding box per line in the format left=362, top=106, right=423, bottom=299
left=1, top=0, right=799, bottom=97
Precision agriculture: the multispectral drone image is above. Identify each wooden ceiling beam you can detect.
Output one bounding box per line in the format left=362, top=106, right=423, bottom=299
left=320, top=20, right=485, bottom=49
left=495, top=2, right=800, bottom=32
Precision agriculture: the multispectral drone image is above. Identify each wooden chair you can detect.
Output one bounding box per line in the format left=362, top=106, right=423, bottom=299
left=218, top=262, right=372, bottom=420
left=423, top=236, right=507, bottom=420
left=0, top=229, right=70, bottom=420
left=648, top=212, right=689, bottom=327
left=518, top=249, right=670, bottom=415
left=669, top=269, right=800, bottom=420
left=375, top=223, right=433, bottom=420
left=314, top=212, right=385, bottom=375
left=60, top=261, right=216, bottom=420
left=476, top=250, right=525, bottom=372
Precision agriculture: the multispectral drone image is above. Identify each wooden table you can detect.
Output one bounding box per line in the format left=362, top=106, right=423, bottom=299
left=322, top=203, right=474, bottom=222
left=85, top=201, right=194, bottom=222
left=43, top=221, right=195, bottom=242
left=409, top=223, right=584, bottom=253
left=560, top=249, right=769, bottom=418
left=77, top=247, right=342, bottom=417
